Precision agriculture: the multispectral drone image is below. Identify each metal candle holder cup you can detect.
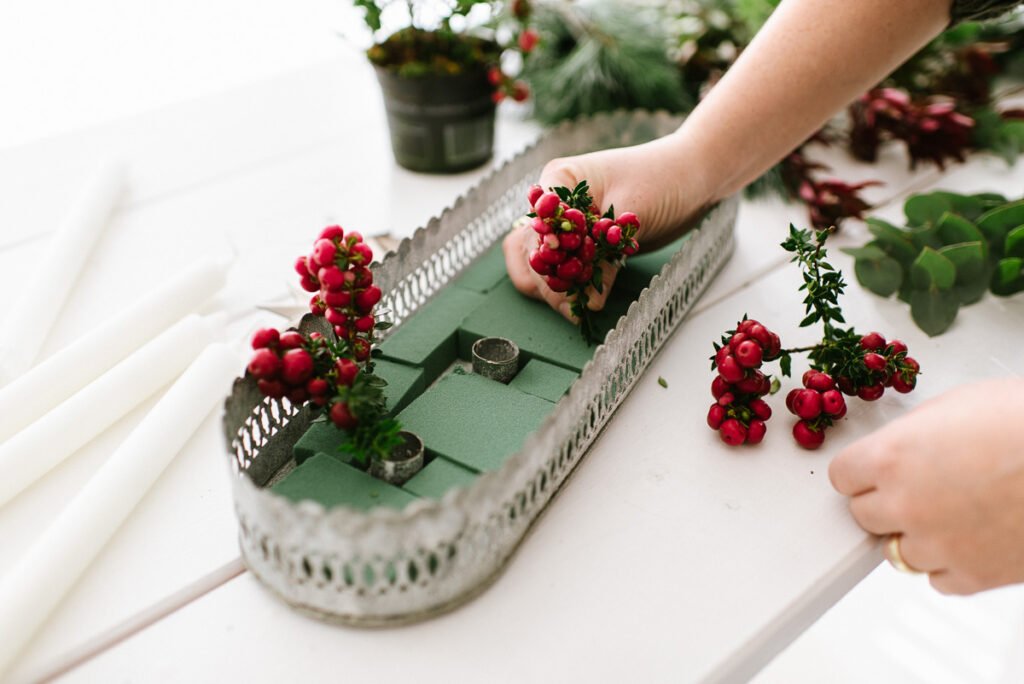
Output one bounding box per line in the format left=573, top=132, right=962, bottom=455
left=471, top=337, right=520, bottom=383
left=369, top=430, right=425, bottom=486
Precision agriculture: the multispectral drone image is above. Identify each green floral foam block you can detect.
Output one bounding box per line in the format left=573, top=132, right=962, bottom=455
left=451, top=243, right=510, bottom=294
left=378, top=288, right=487, bottom=384
left=271, top=453, right=418, bottom=511
left=374, top=358, right=426, bottom=416
left=402, top=456, right=478, bottom=499
left=457, top=279, right=631, bottom=372
left=615, top=234, right=692, bottom=295
left=396, top=371, right=552, bottom=472
left=292, top=420, right=354, bottom=466
left=509, top=359, right=578, bottom=403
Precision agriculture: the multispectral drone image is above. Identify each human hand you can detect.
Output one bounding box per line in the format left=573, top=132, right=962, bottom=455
left=829, top=378, right=1024, bottom=594
left=503, top=133, right=712, bottom=321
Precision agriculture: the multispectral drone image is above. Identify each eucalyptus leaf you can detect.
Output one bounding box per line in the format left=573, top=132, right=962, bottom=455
left=906, top=192, right=991, bottom=226
left=991, top=257, right=1024, bottom=296
left=904, top=193, right=952, bottom=226
left=865, top=219, right=919, bottom=265
left=909, top=288, right=960, bottom=336
left=910, top=247, right=957, bottom=290
left=936, top=212, right=985, bottom=249
left=905, top=222, right=943, bottom=251
left=976, top=200, right=1024, bottom=257
left=1004, top=225, right=1024, bottom=260
left=854, top=255, right=903, bottom=297
left=939, top=242, right=987, bottom=305
left=840, top=245, right=888, bottom=260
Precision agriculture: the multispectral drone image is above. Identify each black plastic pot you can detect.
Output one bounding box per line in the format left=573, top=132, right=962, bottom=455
left=374, top=65, right=496, bottom=174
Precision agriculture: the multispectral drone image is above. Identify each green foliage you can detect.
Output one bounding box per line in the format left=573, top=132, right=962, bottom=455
left=335, top=371, right=403, bottom=467
left=731, top=0, right=780, bottom=34
left=972, top=108, right=1024, bottom=164
left=354, top=0, right=383, bottom=32
left=777, top=228, right=876, bottom=387
left=781, top=226, right=846, bottom=332
left=367, top=27, right=500, bottom=76
left=991, top=257, right=1024, bottom=295
left=844, top=245, right=902, bottom=297
left=846, top=189, right=1024, bottom=335
left=521, top=2, right=692, bottom=125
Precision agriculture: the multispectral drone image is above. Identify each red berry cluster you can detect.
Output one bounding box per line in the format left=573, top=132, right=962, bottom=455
left=837, top=332, right=921, bottom=400
left=248, top=328, right=326, bottom=404
left=849, top=88, right=975, bottom=169
left=488, top=1, right=535, bottom=103
left=785, top=370, right=846, bottom=450
left=525, top=183, right=639, bottom=293
left=248, top=327, right=378, bottom=431
left=707, top=319, right=782, bottom=446
left=295, top=225, right=382, bottom=363
left=488, top=67, right=530, bottom=103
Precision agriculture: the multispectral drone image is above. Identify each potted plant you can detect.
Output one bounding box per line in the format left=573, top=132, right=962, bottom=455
left=353, top=0, right=536, bottom=173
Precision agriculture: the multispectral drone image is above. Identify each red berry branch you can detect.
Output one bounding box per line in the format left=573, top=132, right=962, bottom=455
left=296, top=225, right=383, bottom=363
left=525, top=180, right=640, bottom=343
left=708, top=226, right=922, bottom=450
left=247, top=226, right=400, bottom=467
left=489, top=0, right=536, bottom=104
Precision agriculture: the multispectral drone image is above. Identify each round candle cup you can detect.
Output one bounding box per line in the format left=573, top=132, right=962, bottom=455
left=369, top=430, right=425, bottom=486
left=471, top=337, right=520, bottom=383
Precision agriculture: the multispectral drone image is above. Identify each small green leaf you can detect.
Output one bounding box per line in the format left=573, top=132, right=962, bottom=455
left=905, top=191, right=989, bottom=226
left=910, top=247, right=957, bottom=290
left=973, top=191, right=1008, bottom=206
left=866, top=219, right=919, bottom=265
left=853, top=255, right=903, bottom=297
left=904, top=193, right=952, bottom=226
left=1005, top=225, right=1024, bottom=259
left=909, top=288, right=960, bottom=336
left=657, top=376, right=668, bottom=388
left=935, top=212, right=985, bottom=247
left=779, top=353, right=792, bottom=377
left=769, top=376, right=782, bottom=394
left=976, top=201, right=1024, bottom=257
left=840, top=245, right=887, bottom=260
left=939, top=242, right=987, bottom=305
left=799, top=311, right=820, bottom=327
left=991, top=257, right=1024, bottom=296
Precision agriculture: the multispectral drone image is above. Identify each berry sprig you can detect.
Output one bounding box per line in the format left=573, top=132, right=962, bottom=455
left=249, top=224, right=402, bottom=468
left=708, top=226, right=922, bottom=450
left=707, top=318, right=781, bottom=445
left=488, top=0, right=536, bottom=104
left=785, top=370, right=847, bottom=449
left=525, top=180, right=640, bottom=343
left=295, top=225, right=384, bottom=364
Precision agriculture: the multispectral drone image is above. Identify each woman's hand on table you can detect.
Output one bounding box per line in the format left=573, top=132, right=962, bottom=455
left=829, top=378, right=1024, bottom=595
left=503, top=134, right=711, bottom=321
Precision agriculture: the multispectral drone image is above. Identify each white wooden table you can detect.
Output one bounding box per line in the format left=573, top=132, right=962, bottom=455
left=1, top=54, right=1022, bottom=684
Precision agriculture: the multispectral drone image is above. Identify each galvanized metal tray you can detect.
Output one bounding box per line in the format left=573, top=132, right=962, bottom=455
left=222, top=110, right=739, bottom=625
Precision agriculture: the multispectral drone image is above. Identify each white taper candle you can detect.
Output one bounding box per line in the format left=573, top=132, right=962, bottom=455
left=0, top=162, right=125, bottom=385
left=0, top=313, right=219, bottom=508
left=0, top=257, right=228, bottom=442
left=0, top=343, right=240, bottom=678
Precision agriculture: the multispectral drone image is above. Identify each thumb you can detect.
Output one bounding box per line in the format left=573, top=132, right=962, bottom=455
left=537, top=157, right=583, bottom=195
